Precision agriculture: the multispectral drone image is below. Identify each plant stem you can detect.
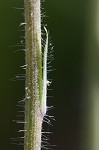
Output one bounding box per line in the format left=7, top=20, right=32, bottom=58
left=81, top=1, right=99, bottom=150
left=24, top=0, right=43, bottom=150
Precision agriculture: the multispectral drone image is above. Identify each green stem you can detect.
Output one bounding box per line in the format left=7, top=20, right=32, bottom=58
left=24, top=0, right=43, bottom=150
left=81, top=1, right=99, bottom=150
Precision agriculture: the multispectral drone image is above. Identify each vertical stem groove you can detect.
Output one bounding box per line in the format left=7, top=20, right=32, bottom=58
left=24, top=0, right=43, bottom=150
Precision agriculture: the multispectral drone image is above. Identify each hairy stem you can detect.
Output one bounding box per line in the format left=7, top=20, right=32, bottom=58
left=24, top=0, right=43, bottom=150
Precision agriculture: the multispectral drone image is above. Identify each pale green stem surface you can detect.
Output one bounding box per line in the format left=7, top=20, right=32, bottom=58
left=24, top=0, right=43, bottom=150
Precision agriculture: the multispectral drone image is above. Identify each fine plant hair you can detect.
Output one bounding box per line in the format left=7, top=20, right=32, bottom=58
left=11, top=1, right=55, bottom=150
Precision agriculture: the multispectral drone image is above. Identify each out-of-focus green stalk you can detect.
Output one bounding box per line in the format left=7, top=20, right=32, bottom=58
left=81, top=1, right=99, bottom=150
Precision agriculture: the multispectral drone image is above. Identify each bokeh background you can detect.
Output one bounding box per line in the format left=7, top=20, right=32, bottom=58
left=0, top=0, right=97, bottom=150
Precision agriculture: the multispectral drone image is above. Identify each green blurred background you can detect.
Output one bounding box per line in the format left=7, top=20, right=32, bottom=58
left=0, top=0, right=94, bottom=150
